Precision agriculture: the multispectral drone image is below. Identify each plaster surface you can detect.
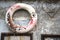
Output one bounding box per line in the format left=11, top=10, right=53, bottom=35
left=0, top=1, right=60, bottom=40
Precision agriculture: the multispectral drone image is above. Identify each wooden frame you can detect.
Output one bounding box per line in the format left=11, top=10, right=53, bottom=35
left=41, top=34, right=60, bottom=40
left=1, top=33, right=33, bottom=40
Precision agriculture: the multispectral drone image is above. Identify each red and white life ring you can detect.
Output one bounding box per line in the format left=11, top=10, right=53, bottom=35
left=5, top=3, right=37, bottom=33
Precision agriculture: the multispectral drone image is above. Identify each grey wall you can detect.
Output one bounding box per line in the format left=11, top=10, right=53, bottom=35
left=0, top=1, right=60, bottom=40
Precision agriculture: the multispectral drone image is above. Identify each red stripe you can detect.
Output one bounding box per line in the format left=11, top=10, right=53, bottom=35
left=30, top=19, right=33, bottom=24
left=15, top=5, right=20, bottom=8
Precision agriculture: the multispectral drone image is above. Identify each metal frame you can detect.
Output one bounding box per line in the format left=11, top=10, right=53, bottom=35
left=1, top=33, right=33, bottom=40
left=41, top=34, right=60, bottom=40
left=0, top=0, right=39, bottom=1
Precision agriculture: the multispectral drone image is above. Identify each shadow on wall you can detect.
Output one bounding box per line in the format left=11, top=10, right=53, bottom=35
left=42, top=0, right=60, bottom=3
left=0, top=0, right=60, bottom=3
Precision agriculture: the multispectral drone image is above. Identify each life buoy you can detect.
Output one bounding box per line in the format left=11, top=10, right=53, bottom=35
left=5, top=3, right=37, bottom=33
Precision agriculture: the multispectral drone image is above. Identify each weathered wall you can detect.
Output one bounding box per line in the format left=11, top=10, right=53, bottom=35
left=0, top=1, right=60, bottom=40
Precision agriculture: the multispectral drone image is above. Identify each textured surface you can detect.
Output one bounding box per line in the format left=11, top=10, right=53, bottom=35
left=0, top=1, right=60, bottom=40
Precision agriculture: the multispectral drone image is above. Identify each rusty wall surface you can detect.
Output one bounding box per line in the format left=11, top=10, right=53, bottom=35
left=0, top=1, right=60, bottom=40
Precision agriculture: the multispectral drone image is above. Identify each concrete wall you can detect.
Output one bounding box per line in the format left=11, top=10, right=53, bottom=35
left=0, top=1, right=60, bottom=40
